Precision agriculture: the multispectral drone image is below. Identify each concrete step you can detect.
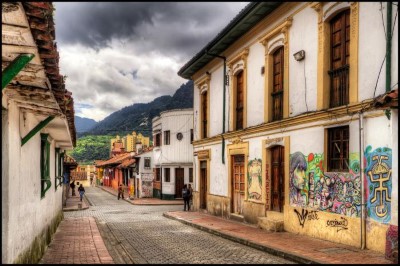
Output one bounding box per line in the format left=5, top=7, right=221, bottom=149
left=230, top=213, right=245, bottom=223
left=257, top=211, right=284, bottom=232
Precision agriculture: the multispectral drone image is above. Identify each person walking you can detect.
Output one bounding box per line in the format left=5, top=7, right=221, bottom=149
left=182, top=184, right=191, bottom=211
left=118, top=184, right=124, bottom=200
left=70, top=180, right=76, bottom=196
left=78, top=184, right=85, bottom=202
left=188, top=183, right=193, bottom=211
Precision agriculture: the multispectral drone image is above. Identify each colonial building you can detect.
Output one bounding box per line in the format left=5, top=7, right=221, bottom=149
left=134, top=148, right=154, bottom=198
left=178, top=2, right=398, bottom=257
left=152, top=109, right=194, bottom=199
left=2, top=2, right=76, bottom=263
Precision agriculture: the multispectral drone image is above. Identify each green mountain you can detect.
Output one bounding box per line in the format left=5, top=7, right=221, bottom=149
left=75, top=116, right=98, bottom=133
left=71, top=80, right=193, bottom=163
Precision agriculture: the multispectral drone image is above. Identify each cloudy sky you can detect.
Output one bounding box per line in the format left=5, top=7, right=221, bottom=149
left=54, top=2, right=249, bottom=121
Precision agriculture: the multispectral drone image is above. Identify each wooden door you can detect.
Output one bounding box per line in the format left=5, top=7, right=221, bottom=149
left=200, top=161, right=207, bottom=209
left=271, top=146, right=285, bottom=212
left=232, top=155, right=245, bottom=214
left=175, top=168, right=184, bottom=198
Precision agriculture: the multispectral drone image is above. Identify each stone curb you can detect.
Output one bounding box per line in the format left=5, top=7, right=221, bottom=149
left=62, top=196, right=90, bottom=212
left=163, top=212, right=323, bottom=265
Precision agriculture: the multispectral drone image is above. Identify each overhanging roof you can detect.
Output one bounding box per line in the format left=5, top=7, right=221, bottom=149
left=178, top=2, right=282, bottom=79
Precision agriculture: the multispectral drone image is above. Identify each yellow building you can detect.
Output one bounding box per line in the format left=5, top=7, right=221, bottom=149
left=110, top=135, right=121, bottom=151
left=110, top=132, right=150, bottom=153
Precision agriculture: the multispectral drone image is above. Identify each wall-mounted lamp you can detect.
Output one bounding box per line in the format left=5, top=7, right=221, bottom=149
left=293, top=50, right=305, bottom=61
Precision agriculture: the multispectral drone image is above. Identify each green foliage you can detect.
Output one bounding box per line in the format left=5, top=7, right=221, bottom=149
left=68, top=135, right=113, bottom=164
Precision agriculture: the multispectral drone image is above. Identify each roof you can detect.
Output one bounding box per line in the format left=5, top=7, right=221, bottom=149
left=373, top=88, right=398, bottom=109
left=2, top=2, right=76, bottom=147
left=178, top=2, right=282, bottom=79
left=96, top=153, right=133, bottom=167
left=117, top=158, right=136, bottom=169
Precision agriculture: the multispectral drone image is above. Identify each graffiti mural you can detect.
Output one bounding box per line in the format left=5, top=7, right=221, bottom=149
left=248, top=159, right=262, bottom=200
left=290, top=152, right=361, bottom=217
left=141, top=173, right=154, bottom=198
left=385, top=225, right=398, bottom=263
left=365, top=146, right=392, bottom=224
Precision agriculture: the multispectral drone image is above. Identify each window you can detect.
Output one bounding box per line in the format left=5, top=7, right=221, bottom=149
left=235, top=71, right=244, bottom=130
left=201, top=91, right=208, bottom=138
left=144, top=157, right=151, bottom=169
left=190, top=129, right=193, bottom=143
left=189, top=168, right=193, bottom=183
left=329, top=10, right=350, bottom=108
left=272, top=47, right=284, bottom=121
left=327, top=126, right=349, bottom=172
left=155, top=168, right=161, bottom=181
left=40, top=133, right=51, bottom=198
left=164, top=130, right=170, bottom=145
left=154, top=133, right=161, bottom=147
left=164, top=168, right=170, bottom=182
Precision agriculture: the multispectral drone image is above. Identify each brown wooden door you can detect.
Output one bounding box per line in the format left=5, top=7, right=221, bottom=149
left=271, top=146, right=285, bottom=212
left=175, top=168, right=184, bottom=198
left=232, top=155, right=245, bottom=214
left=236, top=71, right=244, bottom=130
left=200, top=161, right=207, bottom=209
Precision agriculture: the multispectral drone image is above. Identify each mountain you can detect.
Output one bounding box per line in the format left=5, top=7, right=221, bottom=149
left=87, top=80, right=193, bottom=137
left=74, top=116, right=98, bottom=133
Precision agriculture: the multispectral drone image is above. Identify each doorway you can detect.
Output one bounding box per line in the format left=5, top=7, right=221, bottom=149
left=231, top=155, right=245, bottom=214
left=175, top=168, right=184, bottom=198
left=200, top=161, right=207, bottom=209
left=270, top=146, right=285, bottom=212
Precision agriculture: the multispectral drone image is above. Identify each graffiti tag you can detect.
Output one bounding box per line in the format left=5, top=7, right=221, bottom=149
left=326, top=217, right=348, bottom=232
left=294, top=209, right=319, bottom=228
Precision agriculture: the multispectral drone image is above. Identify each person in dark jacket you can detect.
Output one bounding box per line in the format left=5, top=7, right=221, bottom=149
left=78, top=184, right=85, bottom=202
left=118, top=184, right=124, bottom=200
left=183, top=184, right=191, bottom=211
left=70, top=180, right=76, bottom=196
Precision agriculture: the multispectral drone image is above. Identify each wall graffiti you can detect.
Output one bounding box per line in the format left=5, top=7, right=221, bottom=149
left=248, top=158, right=262, bottom=201
left=265, top=163, right=270, bottom=210
left=385, top=225, right=398, bottom=263
left=141, top=173, right=154, bottom=198
left=326, top=217, right=349, bottom=232
left=294, top=208, right=319, bottom=228
left=289, top=152, right=361, bottom=218
left=365, top=146, right=392, bottom=224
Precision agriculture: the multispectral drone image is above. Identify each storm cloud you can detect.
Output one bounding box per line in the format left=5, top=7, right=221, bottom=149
left=54, top=2, right=249, bottom=121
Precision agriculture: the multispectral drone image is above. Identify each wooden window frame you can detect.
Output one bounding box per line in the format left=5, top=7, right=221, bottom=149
left=144, top=157, right=151, bottom=169
left=201, top=91, right=208, bottom=139
left=164, top=130, right=170, bottom=145
left=155, top=167, right=161, bottom=181
left=271, top=46, right=284, bottom=121
left=154, top=133, right=161, bottom=147
left=327, top=126, right=349, bottom=172
left=235, top=70, right=244, bottom=130
left=190, top=129, right=193, bottom=144
left=189, top=167, right=193, bottom=183
left=40, top=133, right=51, bottom=198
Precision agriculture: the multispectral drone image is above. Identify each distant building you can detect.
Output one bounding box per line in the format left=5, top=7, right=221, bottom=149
left=111, top=131, right=150, bottom=154
left=152, top=109, right=194, bottom=199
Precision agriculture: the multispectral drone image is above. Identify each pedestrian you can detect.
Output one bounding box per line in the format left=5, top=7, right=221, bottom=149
left=118, top=183, right=124, bottom=200
left=70, top=180, right=76, bottom=196
left=182, top=184, right=191, bottom=211
left=78, top=184, right=85, bottom=202
left=188, top=183, right=193, bottom=211
left=90, top=176, right=93, bottom=186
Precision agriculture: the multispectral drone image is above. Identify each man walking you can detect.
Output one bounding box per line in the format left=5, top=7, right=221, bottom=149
left=182, top=184, right=191, bottom=211
left=118, top=184, right=124, bottom=200
left=78, top=184, right=85, bottom=202
left=70, top=180, right=76, bottom=196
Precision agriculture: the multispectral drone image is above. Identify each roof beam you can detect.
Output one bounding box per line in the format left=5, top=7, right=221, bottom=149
left=21, top=115, right=54, bottom=146
left=2, top=54, right=35, bottom=89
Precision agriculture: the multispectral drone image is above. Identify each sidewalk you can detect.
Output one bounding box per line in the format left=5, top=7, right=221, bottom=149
left=63, top=194, right=89, bottom=211
left=99, top=185, right=184, bottom=205
left=164, top=211, right=393, bottom=264
left=39, top=217, right=114, bottom=264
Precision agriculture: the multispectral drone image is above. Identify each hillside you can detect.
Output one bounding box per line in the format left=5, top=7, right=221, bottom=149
left=75, top=116, right=98, bottom=133
left=87, top=80, right=193, bottom=137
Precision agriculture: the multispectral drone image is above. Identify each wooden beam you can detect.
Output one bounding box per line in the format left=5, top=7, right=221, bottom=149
left=2, top=54, right=35, bottom=89
left=21, top=116, right=54, bottom=146
left=19, top=107, right=63, bottom=118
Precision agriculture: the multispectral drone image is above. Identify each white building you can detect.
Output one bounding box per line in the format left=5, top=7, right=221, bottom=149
left=2, top=2, right=76, bottom=263
left=178, top=2, right=398, bottom=257
left=134, top=148, right=154, bottom=198
left=152, top=109, right=194, bottom=199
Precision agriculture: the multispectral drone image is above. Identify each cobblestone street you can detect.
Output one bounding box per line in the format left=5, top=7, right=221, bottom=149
left=64, top=187, right=295, bottom=264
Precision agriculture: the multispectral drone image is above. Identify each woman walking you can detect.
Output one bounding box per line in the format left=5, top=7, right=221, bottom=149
left=78, top=184, right=85, bottom=202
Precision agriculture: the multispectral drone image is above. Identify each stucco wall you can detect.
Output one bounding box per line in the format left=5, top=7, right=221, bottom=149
left=3, top=104, right=63, bottom=263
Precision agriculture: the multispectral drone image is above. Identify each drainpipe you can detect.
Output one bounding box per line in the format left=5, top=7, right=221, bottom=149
left=359, top=112, right=366, bottom=249
left=386, top=2, right=392, bottom=93
left=205, top=50, right=227, bottom=164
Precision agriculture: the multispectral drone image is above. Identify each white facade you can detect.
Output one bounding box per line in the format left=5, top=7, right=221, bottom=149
left=186, top=2, right=397, bottom=255
left=152, top=109, right=194, bottom=199
left=135, top=150, right=154, bottom=198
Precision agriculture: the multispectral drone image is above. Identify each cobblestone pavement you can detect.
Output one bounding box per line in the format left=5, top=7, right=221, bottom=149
left=65, top=187, right=295, bottom=264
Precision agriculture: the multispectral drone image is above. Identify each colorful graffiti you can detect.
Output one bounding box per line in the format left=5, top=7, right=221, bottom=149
left=385, top=225, right=398, bottom=263
left=248, top=159, right=262, bottom=200
left=365, top=146, right=392, bottom=224
left=289, top=152, right=361, bottom=217
left=294, top=208, right=319, bottom=228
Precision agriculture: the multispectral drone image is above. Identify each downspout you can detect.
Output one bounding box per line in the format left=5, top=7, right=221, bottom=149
left=386, top=2, right=392, bottom=93
left=205, top=51, right=227, bottom=164
left=359, top=112, right=366, bottom=249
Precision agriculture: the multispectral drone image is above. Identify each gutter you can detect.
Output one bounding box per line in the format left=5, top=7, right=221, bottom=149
left=359, top=112, right=366, bottom=249
left=386, top=2, right=392, bottom=93
left=205, top=50, right=227, bottom=164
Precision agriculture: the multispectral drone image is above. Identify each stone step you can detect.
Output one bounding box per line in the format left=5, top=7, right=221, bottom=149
left=257, top=211, right=284, bottom=232
left=230, top=213, right=245, bottom=223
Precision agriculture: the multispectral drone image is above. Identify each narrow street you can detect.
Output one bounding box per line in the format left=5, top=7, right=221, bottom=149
left=61, top=187, right=295, bottom=264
